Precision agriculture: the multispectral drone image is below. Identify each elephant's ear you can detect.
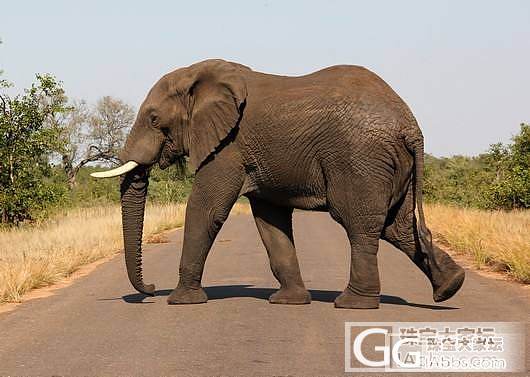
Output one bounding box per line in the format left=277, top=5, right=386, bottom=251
left=185, top=60, right=247, bottom=171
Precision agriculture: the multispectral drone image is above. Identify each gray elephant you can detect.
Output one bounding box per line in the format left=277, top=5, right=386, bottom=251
left=92, top=59, right=464, bottom=309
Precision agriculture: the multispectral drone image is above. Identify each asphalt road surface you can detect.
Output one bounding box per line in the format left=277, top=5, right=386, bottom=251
left=0, top=212, right=528, bottom=376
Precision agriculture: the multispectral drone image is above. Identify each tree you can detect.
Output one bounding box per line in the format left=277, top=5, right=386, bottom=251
left=0, top=74, right=69, bottom=224
left=58, top=96, right=135, bottom=188
left=487, top=123, right=530, bottom=209
left=424, top=123, right=530, bottom=210
left=56, top=100, right=89, bottom=187
left=88, top=96, right=135, bottom=165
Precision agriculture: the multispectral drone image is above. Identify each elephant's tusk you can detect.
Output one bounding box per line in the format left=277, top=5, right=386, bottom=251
left=90, top=161, right=139, bottom=178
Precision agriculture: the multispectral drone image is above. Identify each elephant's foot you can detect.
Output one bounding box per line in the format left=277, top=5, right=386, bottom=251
left=167, top=286, right=208, bottom=305
left=433, top=267, right=465, bottom=303
left=334, top=288, right=379, bottom=309
left=269, top=286, right=311, bottom=305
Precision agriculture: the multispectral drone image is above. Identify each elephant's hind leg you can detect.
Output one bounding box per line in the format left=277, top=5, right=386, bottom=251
left=382, top=185, right=465, bottom=303
left=326, top=178, right=389, bottom=309
left=250, top=198, right=311, bottom=304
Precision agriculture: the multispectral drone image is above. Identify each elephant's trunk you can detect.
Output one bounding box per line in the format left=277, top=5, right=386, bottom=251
left=120, top=166, right=155, bottom=296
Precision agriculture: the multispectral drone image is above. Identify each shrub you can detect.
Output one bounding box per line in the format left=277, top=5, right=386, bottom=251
left=0, top=75, right=70, bottom=224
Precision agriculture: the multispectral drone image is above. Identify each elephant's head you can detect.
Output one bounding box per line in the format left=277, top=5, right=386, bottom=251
left=91, top=60, right=248, bottom=295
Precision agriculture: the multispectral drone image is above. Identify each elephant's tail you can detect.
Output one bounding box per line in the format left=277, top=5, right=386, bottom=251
left=405, top=132, right=433, bottom=254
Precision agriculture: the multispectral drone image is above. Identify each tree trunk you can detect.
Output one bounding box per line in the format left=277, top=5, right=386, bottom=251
left=62, top=155, right=78, bottom=189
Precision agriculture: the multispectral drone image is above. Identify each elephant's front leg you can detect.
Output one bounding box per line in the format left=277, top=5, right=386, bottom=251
left=250, top=198, right=311, bottom=304
left=168, top=166, right=243, bottom=305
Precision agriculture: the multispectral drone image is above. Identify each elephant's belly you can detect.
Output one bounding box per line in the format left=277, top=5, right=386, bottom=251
left=265, top=191, right=328, bottom=211
left=245, top=174, right=328, bottom=211
left=241, top=147, right=328, bottom=210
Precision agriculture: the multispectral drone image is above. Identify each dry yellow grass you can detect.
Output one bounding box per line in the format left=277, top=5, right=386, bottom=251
left=4, top=201, right=525, bottom=303
left=425, top=203, right=530, bottom=283
left=0, top=202, right=250, bottom=303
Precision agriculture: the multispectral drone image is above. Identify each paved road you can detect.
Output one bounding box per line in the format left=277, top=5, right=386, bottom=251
left=0, top=212, right=528, bottom=376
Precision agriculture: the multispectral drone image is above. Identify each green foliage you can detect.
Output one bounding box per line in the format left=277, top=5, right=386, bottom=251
left=425, top=123, right=530, bottom=209
left=0, top=74, right=70, bottom=224
left=148, top=165, right=194, bottom=204
left=60, top=164, right=193, bottom=208
left=0, top=53, right=190, bottom=224
left=424, top=154, right=490, bottom=208
left=67, top=166, right=121, bottom=206
left=486, top=124, right=530, bottom=208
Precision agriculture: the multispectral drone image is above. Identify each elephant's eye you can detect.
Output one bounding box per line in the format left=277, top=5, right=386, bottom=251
left=150, top=114, right=159, bottom=127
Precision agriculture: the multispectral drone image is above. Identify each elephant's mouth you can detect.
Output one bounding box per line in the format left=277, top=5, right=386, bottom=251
left=158, top=138, right=186, bottom=171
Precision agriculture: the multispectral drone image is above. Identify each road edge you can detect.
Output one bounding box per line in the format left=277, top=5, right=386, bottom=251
left=434, top=237, right=529, bottom=291
left=0, top=226, right=182, bottom=315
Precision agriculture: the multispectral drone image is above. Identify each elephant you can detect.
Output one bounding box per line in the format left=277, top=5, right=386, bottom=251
left=91, top=59, right=465, bottom=309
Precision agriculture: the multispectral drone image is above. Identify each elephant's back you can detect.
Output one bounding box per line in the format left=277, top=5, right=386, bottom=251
left=248, top=64, right=403, bottom=102
left=246, top=65, right=415, bottom=142
left=247, top=65, right=415, bottom=129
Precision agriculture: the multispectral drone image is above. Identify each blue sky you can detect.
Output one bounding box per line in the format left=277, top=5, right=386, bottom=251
left=1, top=0, right=529, bottom=156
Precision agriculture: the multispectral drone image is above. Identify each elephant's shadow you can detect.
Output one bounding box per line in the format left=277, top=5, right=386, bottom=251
left=120, top=284, right=458, bottom=310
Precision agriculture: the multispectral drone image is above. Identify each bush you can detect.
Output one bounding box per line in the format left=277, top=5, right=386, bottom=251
left=0, top=75, right=70, bottom=224
left=65, top=164, right=193, bottom=208
left=148, top=165, right=194, bottom=204
left=486, top=124, right=530, bottom=209
left=425, top=123, right=530, bottom=210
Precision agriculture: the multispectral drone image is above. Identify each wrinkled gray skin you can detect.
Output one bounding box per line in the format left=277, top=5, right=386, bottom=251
left=119, top=59, right=464, bottom=309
